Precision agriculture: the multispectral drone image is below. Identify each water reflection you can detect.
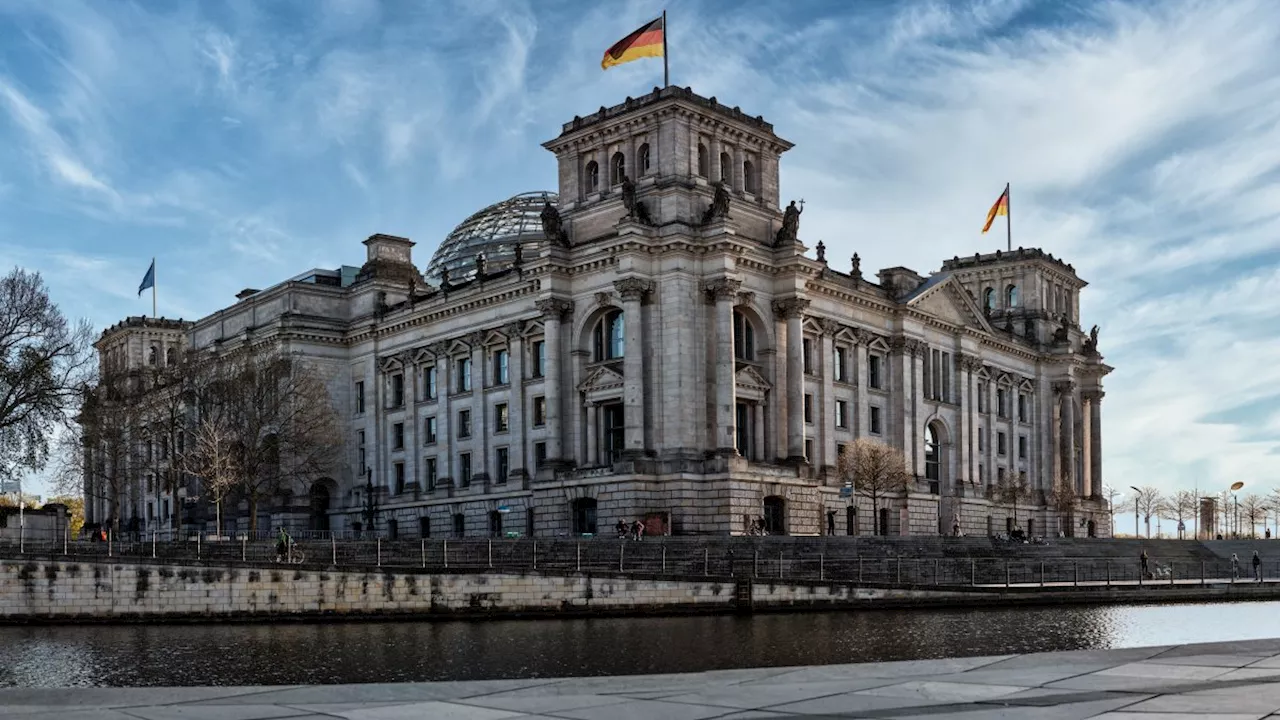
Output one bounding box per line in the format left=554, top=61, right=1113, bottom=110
left=1, top=601, right=1278, bottom=687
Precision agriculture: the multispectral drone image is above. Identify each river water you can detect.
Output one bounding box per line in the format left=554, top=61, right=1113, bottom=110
left=2, top=601, right=1277, bottom=687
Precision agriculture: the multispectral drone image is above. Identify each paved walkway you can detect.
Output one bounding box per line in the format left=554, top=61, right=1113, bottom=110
left=10, top=639, right=1280, bottom=718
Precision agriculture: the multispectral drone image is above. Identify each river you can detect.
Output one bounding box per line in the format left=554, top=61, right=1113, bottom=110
left=1, top=601, right=1277, bottom=687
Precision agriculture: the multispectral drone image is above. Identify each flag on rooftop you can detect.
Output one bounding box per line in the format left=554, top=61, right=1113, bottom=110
left=602, top=16, right=665, bottom=70
left=138, top=259, right=155, bottom=296
left=981, top=184, right=1010, bottom=234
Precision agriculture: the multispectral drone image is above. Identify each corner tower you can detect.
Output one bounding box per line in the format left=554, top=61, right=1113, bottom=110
left=541, top=86, right=794, bottom=247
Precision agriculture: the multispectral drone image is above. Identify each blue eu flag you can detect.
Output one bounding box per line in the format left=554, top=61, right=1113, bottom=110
left=138, top=259, right=155, bottom=296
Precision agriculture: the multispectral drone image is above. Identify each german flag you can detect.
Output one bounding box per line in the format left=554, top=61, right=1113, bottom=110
left=981, top=184, right=1009, bottom=234
left=602, top=17, right=665, bottom=70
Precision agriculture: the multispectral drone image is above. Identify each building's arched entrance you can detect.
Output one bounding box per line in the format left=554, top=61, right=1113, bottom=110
left=308, top=480, right=333, bottom=533
left=763, top=496, right=786, bottom=535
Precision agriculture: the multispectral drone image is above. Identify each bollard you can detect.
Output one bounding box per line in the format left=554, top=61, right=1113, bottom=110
left=1040, top=561, right=1045, bottom=587
left=619, top=542, right=625, bottom=573
left=753, top=549, right=759, bottom=578
left=820, top=552, right=825, bottom=581
left=896, top=557, right=901, bottom=585
left=152, top=530, right=157, bottom=559
left=421, top=539, right=426, bottom=569
left=1074, top=562, right=1079, bottom=587
left=576, top=542, right=581, bottom=572
left=1005, top=561, right=1010, bottom=587
left=1201, top=560, right=1205, bottom=586
left=533, top=541, right=538, bottom=570
left=377, top=538, right=382, bottom=568
left=858, top=556, right=863, bottom=584
left=488, top=539, right=493, bottom=569
left=704, top=548, right=709, bottom=576
left=64, top=525, right=68, bottom=556
left=661, top=545, right=666, bottom=573
left=443, top=540, right=449, bottom=569
left=971, top=558, right=976, bottom=586
left=331, top=534, right=337, bottom=566
left=193, top=532, right=197, bottom=561
left=934, top=558, right=940, bottom=586
left=1171, top=562, right=1176, bottom=586
left=241, top=536, right=246, bottom=562
left=1105, top=560, right=1110, bottom=586
left=779, top=551, right=785, bottom=579
left=19, top=523, right=24, bottom=555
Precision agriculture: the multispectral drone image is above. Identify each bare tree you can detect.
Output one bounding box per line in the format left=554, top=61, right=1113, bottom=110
left=1048, top=476, right=1078, bottom=536
left=836, top=438, right=910, bottom=536
left=996, top=472, right=1031, bottom=534
left=1131, top=485, right=1163, bottom=538
left=1170, top=490, right=1197, bottom=539
left=1241, top=494, right=1266, bottom=539
left=181, top=416, right=239, bottom=535
left=0, top=267, right=94, bottom=479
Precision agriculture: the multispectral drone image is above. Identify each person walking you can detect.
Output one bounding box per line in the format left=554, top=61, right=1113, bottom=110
left=1231, top=553, right=1240, bottom=581
left=1140, top=550, right=1149, bottom=580
left=1253, top=551, right=1263, bottom=582
left=276, top=527, right=291, bottom=563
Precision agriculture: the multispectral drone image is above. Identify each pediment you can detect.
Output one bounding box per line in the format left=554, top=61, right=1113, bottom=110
left=735, top=364, right=772, bottom=392
left=906, top=276, right=993, bottom=332
left=577, top=365, right=624, bottom=393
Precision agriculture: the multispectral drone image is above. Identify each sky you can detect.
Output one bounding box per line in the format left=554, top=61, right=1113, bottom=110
left=1, top=0, right=1278, bottom=511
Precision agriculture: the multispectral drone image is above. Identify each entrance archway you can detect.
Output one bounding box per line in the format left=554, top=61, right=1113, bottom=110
left=308, top=480, right=334, bottom=533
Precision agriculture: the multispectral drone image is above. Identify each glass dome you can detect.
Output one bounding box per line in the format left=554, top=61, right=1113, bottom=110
left=424, top=191, right=558, bottom=284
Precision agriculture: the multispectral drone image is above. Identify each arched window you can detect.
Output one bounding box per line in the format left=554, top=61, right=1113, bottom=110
left=719, top=151, right=731, bottom=183
left=697, top=143, right=708, bottom=177
left=1006, top=285, right=1019, bottom=308
left=148, top=345, right=158, bottom=366
left=743, top=160, right=756, bottom=194
left=611, top=151, right=626, bottom=185
left=983, top=288, right=995, bottom=313
left=593, top=310, right=625, bottom=361
left=585, top=160, right=599, bottom=193
left=925, top=423, right=942, bottom=481
left=571, top=498, right=598, bottom=535
left=165, top=347, right=177, bottom=367
left=638, top=143, right=651, bottom=175
left=733, top=310, right=755, bottom=360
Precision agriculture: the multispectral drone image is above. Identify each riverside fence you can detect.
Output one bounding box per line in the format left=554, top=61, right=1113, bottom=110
left=0, top=537, right=1272, bottom=589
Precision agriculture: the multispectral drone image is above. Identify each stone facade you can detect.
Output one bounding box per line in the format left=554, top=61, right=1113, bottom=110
left=83, top=86, right=1112, bottom=540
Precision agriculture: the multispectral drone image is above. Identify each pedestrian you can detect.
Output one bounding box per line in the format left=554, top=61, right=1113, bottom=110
left=615, top=519, right=628, bottom=539
left=1140, top=550, right=1149, bottom=579
left=632, top=518, right=645, bottom=541
left=276, top=527, right=290, bottom=563
left=1231, top=553, right=1240, bottom=580
left=1253, top=551, right=1263, bottom=582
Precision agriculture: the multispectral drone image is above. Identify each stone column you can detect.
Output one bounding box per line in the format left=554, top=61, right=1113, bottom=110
left=429, top=342, right=452, bottom=484
left=732, top=146, right=744, bottom=193
left=1086, top=390, right=1104, bottom=500
left=853, top=331, right=869, bottom=437
left=1055, top=380, right=1077, bottom=495
left=1080, top=394, right=1092, bottom=499
left=709, top=136, right=721, bottom=185
left=468, top=333, right=487, bottom=485
left=615, top=278, right=654, bottom=459
left=704, top=279, right=741, bottom=455
left=534, top=299, right=573, bottom=466
left=624, top=135, right=636, bottom=183
left=773, top=298, right=810, bottom=463
left=505, top=322, right=525, bottom=482
left=403, top=351, right=418, bottom=491
left=959, top=355, right=978, bottom=486
left=584, top=401, right=597, bottom=466
left=819, top=319, right=839, bottom=469
left=597, top=147, right=609, bottom=190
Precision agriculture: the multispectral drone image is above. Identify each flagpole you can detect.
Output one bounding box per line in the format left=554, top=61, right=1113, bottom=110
left=152, top=257, right=157, bottom=319
left=662, top=10, right=669, bottom=88
left=1005, top=183, right=1011, bottom=252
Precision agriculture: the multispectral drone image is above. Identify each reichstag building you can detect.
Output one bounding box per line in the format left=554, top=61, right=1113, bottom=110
left=84, top=87, right=1112, bottom=539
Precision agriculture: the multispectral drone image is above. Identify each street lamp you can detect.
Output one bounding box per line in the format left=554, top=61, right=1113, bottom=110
left=1230, top=481, right=1244, bottom=539
left=1130, top=485, right=1142, bottom=538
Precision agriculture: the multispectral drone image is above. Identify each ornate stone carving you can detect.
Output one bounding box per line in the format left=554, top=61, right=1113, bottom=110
left=1082, top=324, right=1100, bottom=354
left=701, top=181, right=731, bottom=224
left=619, top=174, right=653, bottom=225
left=850, top=327, right=869, bottom=345
left=1081, top=389, right=1105, bottom=402
left=1053, top=317, right=1070, bottom=345
left=540, top=202, right=568, bottom=246
left=474, top=253, right=486, bottom=278
left=427, top=340, right=451, bottom=357
left=851, top=253, right=862, bottom=279
left=502, top=320, right=525, bottom=338
left=819, top=318, right=841, bottom=336
left=702, top=278, right=742, bottom=302
left=614, top=277, right=655, bottom=301
left=890, top=336, right=925, bottom=356
left=1052, top=380, right=1077, bottom=395
left=815, top=241, right=826, bottom=263
left=771, top=297, right=810, bottom=319
left=534, top=298, right=573, bottom=319
left=464, top=331, right=485, bottom=348
left=736, top=291, right=755, bottom=307
left=775, top=199, right=804, bottom=246
left=959, top=354, right=983, bottom=372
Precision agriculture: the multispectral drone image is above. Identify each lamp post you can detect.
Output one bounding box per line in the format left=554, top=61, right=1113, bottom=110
left=1130, top=486, right=1142, bottom=538
left=1229, top=481, right=1245, bottom=539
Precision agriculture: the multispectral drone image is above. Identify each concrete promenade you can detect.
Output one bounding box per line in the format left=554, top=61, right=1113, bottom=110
left=11, top=639, right=1280, bottom=718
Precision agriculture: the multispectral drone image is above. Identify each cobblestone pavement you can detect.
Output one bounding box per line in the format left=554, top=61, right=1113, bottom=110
left=10, top=638, right=1280, bottom=718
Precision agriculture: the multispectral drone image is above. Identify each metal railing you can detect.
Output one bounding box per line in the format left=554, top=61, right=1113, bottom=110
left=0, top=537, right=1274, bottom=589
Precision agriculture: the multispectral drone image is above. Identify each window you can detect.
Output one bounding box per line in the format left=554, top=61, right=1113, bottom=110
left=978, top=382, right=988, bottom=412
left=979, top=464, right=985, bottom=484
left=869, top=355, right=883, bottom=389
left=387, top=518, right=399, bottom=540
left=1017, top=393, right=1027, bottom=422
left=835, top=346, right=848, bottom=382
left=572, top=498, right=598, bottom=535
left=535, top=442, right=547, bottom=467
left=638, top=143, right=651, bottom=174
left=159, top=437, right=168, bottom=460
left=162, top=499, right=169, bottom=521
left=533, top=396, right=547, bottom=426
left=357, top=431, right=366, bottom=473
left=585, top=160, right=599, bottom=192
left=735, top=402, right=753, bottom=458
left=147, top=501, right=154, bottom=520
left=424, top=366, right=437, bottom=400
left=870, top=406, right=883, bottom=434
left=835, top=400, right=848, bottom=429
left=803, top=338, right=814, bottom=375
left=531, top=340, right=546, bottom=377
left=997, top=388, right=1008, bottom=418
left=424, top=457, right=437, bottom=490
left=804, top=439, right=814, bottom=462
left=148, top=346, right=158, bottom=366
left=804, top=394, right=813, bottom=424
left=393, top=462, right=405, bottom=494
left=495, top=447, right=509, bottom=483
left=719, top=151, right=731, bottom=183
left=494, top=403, right=509, bottom=432
left=452, top=513, right=465, bottom=537
left=1006, top=285, right=1019, bottom=308
left=489, top=510, right=503, bottom=538
left=419, top=516, right=431, bottom=538
left=697, top=143, right=708, bottom=177
left=391, top=373, right=404, bottom=407
left=457, top=410, right=472, bottom=438
left=603, top=403, right=625, bottom=463
left=493, top=349, right=509, bottom=384
left=925, top=424, right=941, bottom=481
left=733, top=310, right=755, bottom=360
left=978, top=428, right=985, bottom=451
left=1018, top=435, right=1027, bottom=460
left=998, top=467, right=1006, bottom=486
left=393, top=422, right=405, bottom=450
left=165, top=347, right=176, bottom=367
left=997, top=431, right=1007, bottom=456
left=459, top=453, right=472, bottom=486
left=983, top=288, right=995, bottom=312
left=593, top=310, right=625, bottom=361
left=355, top=381, right=365, bottom=414
left=457, top=358, right=471, bottom=392
left=424, top=417, right=437, bottom=444
left=837, top=442, right=847, bottom=459
left=744, top=159, right=756, bottom=193
left=611, top=151, right=626, bottom=185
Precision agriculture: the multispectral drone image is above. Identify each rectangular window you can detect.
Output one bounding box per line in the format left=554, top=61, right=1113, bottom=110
left=835, top=400, right=848, bottom=429
left=804, top=438, right=815, bottom=462
left=1018, top=435, right=1027, bottom=460
left=391, top=373, right=405, bottom=407
left=458, top=409, right=472, bottom=439
left=457, top=358, right=471, bottom=392
left=533, top=396, right=547, bottom=426
left=162, top=499, right=169, bottom=521
left=453, top=513, right=465, bottom=537
left=836, top=442, right=847, bottom=459
left=835, top=346, right=848, bottom=382
left=978, top=428, right=985, bottom=452
left=979, top=464, right=985, bottom=484
left=494, top=403, right=509, bottom=432
left=870, top=406, right=882, bottom=435
left=355, top=381, right=365, bottom=414
left=978, top=382, right=988, bottom=413
left=923, top=348, right=933, bottom=399
left=1017, top=393, right=1027, bottom=422
left=459, top=453, right=472, bottom=486
left=997, top=431, right=1007, bottom=456
left=147, top=501, right=154, bottom=520
left=424, top=366, right=437, bottom=400
left=424, top=417, right=437, bottom=444
left=532, top=340, right=546, bottom=378
left=997, top=388, right=1008, bottom=418
left=804, top=394, right=813, bottom=424
left=424, top=457, right=437, bottom=490
left=494, top=349, right=509, bottom=385
left=420, top=516, right=431, bottom=538
left=998, top=467, right=1006, bottom=485
left=357, top=430, right=366, bottom=473
left=393, top=422, right=405, bottom=450
left=495, top=447, right=509, bottom=483
left=869, top=355, right=883, bottom=389
left=534, top=442, right=547, bottom=466
left=941, top=352, right=951, bottom=402
left=393, top=462, right=405, bottom=494
left=803, top=338, right=814, bottom=375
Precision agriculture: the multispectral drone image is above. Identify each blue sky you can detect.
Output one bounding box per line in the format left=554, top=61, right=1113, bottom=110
left=3, top=0, right=1279, bottom=508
